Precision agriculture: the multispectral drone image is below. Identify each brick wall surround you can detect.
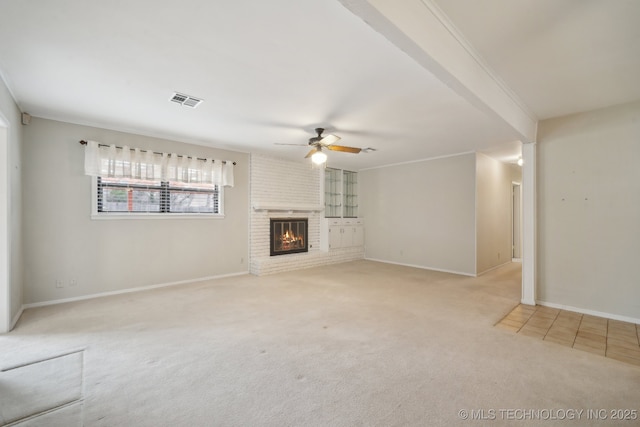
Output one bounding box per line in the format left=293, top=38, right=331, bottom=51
left=249, top=154, right=363, bottom=275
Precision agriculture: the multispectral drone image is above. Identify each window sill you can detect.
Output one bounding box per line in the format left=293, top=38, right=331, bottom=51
left=91, top=213, right=225, bottom=220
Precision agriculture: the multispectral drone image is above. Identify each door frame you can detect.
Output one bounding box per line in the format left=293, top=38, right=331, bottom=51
left=0, top=114, right=9, bottom=333
left=511, top=181, right=522, bottom=260
left=521, top=142, right=536, bottom=305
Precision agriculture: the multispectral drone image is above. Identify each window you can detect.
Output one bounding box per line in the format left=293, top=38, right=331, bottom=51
left=83, top=140, right=233, bottom=218
left=96, top=177, right=221, bottom=216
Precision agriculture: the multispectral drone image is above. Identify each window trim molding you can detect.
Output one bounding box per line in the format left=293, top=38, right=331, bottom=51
left=90, top=177, right=225, bottom=220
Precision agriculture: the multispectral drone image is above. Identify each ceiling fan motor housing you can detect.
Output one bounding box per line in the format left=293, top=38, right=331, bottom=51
left=309, top=128, right=325, bottom=145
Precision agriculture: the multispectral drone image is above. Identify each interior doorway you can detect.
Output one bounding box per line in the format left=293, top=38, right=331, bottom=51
left=0, top=117, right=8, bottom=333
left=512, top=182, right=522, bottom=260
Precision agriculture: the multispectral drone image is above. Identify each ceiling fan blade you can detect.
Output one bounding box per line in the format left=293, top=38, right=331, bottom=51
left=319, top=134, right=340, bottom=145
left=304, top=147, right=319, bottom=158
left=326, top=145, right=361, bottom=154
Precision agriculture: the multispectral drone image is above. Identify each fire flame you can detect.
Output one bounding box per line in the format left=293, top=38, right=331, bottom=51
left=280, top=229, right=303, bottom=247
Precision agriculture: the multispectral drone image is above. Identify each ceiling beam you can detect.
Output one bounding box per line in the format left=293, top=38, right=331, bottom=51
left=339, top=0, right=538, bottom=143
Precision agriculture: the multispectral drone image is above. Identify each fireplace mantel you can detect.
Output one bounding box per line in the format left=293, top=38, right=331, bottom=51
left=252, top=204, right=324, bottom=213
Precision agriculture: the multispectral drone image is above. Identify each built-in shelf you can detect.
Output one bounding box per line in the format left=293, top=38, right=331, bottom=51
left=252, top=204, right=324, bottom=213
left=324, top=168, right=358, bottom=218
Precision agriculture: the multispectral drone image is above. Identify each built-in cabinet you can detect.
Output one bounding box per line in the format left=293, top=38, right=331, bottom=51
left=342, top=170, right=358, bottom=218
left=326, top=218, right=364, bottom=249
left=324, top=167, right=342, bottom=218
left=321, top=168, right=364, bottom=251
left=324, top=168, right=358, bottom=218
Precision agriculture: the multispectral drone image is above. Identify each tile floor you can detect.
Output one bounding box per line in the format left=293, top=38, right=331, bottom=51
left=496, top=304, right=640, bottom=367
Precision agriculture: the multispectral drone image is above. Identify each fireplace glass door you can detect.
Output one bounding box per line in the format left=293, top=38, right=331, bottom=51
left=270, top=218, right=308, bottom=256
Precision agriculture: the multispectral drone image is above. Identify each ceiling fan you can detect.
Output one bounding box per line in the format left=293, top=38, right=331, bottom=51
left=276, top=128, right=363, bottom=164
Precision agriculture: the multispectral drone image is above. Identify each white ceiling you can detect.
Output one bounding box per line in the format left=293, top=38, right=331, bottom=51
left=435, top=0, right=640, bottom=120
left=0, top=0, right=638, bottom=170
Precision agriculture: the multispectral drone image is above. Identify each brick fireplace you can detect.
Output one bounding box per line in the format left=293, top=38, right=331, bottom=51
left=249, top=154, right=364, bottom=275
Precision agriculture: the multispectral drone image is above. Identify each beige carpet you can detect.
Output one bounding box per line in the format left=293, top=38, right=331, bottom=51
left=1, top=260, right=639, bottom=426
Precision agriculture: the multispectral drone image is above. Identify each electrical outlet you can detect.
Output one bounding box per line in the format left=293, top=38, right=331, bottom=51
left=69, top=279, right=78, bottom=287
left=240, top=257, right=244, bottom=264
left=55, top=279, right=64, bottom=288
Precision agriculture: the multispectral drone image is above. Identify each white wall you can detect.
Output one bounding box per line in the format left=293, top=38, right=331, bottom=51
left=23, top=118, right=249, bottom=304
left=537, top=101, right=640, bottom=319
left=475, top=153, right=514, bottom=274
left=0, top=74, right=23, bottom=331
left=359, top=153, right=477, bottom=275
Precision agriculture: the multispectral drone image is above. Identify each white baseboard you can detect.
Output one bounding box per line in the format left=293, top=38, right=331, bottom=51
left=537, top=300, right=640, bottom=325
left=476, top=260, right=512, bottom=276
left=22, top=271, right=249, bottom=309
left=10, top=306, right=24, bottom=330
left=364, top=258, right=476, bottom=277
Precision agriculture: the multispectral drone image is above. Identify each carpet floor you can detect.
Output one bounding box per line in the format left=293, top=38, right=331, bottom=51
left=1, top=260, right=639, bottom=426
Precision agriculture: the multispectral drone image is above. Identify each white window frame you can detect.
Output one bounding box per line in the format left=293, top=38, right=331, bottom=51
left=90, top=176, right=225, bottom=220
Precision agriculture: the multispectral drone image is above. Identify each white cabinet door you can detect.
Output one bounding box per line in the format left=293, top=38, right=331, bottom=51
left=341, top=227, right=353, bottom=248
left=342, top=226, right=363, bottom=248
left=352, top=226, right=364, bottom=247
left=324, top=219, right=364, bottom=250
left=328, top=225, right=343, bottom=249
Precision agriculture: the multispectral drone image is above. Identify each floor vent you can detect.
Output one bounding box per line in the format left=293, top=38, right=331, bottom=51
left=170, top=92, right=203, bottom=108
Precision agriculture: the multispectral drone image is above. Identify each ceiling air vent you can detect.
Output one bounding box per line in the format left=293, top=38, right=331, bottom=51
left=170, top=92, right=203, bottom=108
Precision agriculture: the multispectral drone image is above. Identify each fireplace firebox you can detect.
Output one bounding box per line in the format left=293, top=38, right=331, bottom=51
left=270, top=218, right=308, bottom=256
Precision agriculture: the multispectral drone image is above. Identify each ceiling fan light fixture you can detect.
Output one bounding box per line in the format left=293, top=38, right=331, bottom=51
left=311, top=150, right=327, bottom=165
left=517, top=157, right=523, bottom=166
